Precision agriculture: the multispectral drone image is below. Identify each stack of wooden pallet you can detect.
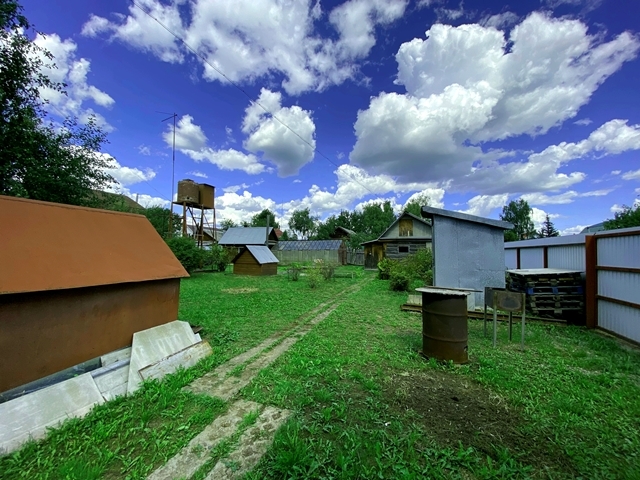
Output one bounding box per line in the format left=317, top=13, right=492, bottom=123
left=507, top=269, right=584, bottom=319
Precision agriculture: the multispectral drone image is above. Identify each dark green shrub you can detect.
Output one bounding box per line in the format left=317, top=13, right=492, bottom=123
left=307, top=264, right=322, bottom=288
left=203, top=246, right=232, bottom=272
left=423, top=269, right=433, bottom=286
left=165, top=236, right=205, bottom=273
left=287, top=262, right=302, bottom=281
left=377, top=258, right=395, bottom=279
left=320, top=261, right=337, bottom=281
left=389, top=270, right=411, bottom=291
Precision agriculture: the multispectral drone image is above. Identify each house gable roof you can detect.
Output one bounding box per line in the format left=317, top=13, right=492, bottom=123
left=218, top=227, right=277, bottom=246
left=421, top=206, right=513, bottom=230
left=361, top=212, right=432, bottom=246
left=332, top=226, right=356, bottom=237
left=0, top=195, right=188, bottom=295
left=232, top=245, right=279, bottom=265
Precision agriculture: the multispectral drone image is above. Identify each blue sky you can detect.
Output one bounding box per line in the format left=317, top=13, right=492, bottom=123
left=23, top=0, right=640, bottom=233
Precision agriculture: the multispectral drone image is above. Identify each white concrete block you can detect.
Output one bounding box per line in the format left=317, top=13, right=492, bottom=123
left=127, top=321, right=197, bottom=394
left=0, top=373, right=104, bottom=455
left=92, top=360, right=130, bottom=401
left=139, top=341, right=212, bottom=382
left=100, top=347, right=132, bottom=367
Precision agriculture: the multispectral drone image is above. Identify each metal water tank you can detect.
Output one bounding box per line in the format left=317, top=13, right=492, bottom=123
left=417, top=287, right=472, bottom=364
left=177, top=179, right=200, bottom=204
left=199, top=183, right=215, bottom=209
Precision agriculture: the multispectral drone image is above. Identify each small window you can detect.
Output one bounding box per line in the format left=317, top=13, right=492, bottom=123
left=399, top=245, right=409, bottom=253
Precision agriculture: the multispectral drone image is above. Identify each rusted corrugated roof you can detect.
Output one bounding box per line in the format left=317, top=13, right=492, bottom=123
left=0, top=195, right=189, bottom=295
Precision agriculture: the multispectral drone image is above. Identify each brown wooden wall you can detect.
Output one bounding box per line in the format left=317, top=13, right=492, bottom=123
left=261, top=263, right=278, bottom=276
left=0, top=279, right=181, bottom=393
left=364, top=243, right=385, bottom=269
left=385, top=240, right=431, bottom=260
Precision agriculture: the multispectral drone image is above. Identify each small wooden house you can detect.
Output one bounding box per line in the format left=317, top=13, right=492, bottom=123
left=232, top=245, right=279, bottom=276
left=0, top=195, right=188, bottom=393
left=362, top=212, right=432, bottom=269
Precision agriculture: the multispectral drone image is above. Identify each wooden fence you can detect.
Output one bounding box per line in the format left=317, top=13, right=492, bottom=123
left=273, top=250, right=342, bottom=265
left=347, top=250, right=364, bottom=266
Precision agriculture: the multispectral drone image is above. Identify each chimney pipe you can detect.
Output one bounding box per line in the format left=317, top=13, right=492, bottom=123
left=265, top=214, right=269, bottom=247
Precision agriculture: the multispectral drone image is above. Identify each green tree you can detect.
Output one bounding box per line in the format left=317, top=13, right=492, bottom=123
left=289, top=207, right=317, bottom=239
left=403, top=193, right=431, bottom=217
left=604, top=203, right=640, bottom=230
left=500, top=199, right=536, bottom=241
left=314, top=210, right=354, bottom=240
left=537, top=214, right=559, bottom=238
left=251, top=208, right=280, bottom=228
left=165, top=236, right=204, bottom=273
left=220, top=218, right=237, bottom=231
left=0, top=1, right=114, bottom=204
left=353, top=201, right=396, bottom=239
left=143, top=206, right=181, bottom=239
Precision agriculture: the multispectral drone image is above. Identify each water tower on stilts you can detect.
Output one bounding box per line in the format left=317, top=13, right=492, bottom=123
left=173, top=179, right=216, bottom=247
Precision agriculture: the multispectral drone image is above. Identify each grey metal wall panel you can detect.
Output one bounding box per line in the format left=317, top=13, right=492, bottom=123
left=598, top=301, right=640, bottom=344
left=547, top=245, right=586, bottom=271
left=519, top=248, right=544, bottom=269
left=598, top=270, right=640, bottom=305
left=505, top=249, right=517, bottom=270
left=433, top=216, right=505, bottom=307
left=598, top=236, right=640, bottom=268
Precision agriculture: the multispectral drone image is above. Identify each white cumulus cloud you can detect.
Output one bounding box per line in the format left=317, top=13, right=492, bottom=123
left=460, top=194, right=509, bottom=216
left=163, top=115, right=265, bottom=174
left=350, top=13, right=639, bottom=194
left=82, top=0, right=407, bottom=95
left=242, top=89, right=316, bottom=177
left=33, top=33, right=114, bottom=129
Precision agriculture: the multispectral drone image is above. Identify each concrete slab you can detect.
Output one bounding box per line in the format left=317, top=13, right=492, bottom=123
left=147, top=400, right=262, bottom=480
left=127, top=321, right=197, bottom=394
left=205, top=405, right=292, bottom=479
left=139, top=341, right=212, bottom=382
left=0, top=373, right=104, bottom=455
left=92, top=360, right=130, bottom=401
left=101, top=347, right=131, bottom=367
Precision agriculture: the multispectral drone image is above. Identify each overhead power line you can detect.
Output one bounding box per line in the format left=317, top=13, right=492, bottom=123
left=130, top=0, right=380, bottom=199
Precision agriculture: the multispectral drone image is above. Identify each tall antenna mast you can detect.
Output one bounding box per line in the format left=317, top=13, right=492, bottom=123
left=159, top=112, right=178, bottom=237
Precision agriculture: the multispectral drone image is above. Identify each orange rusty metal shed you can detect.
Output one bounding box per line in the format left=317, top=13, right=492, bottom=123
left=0, top=195, right=189, bottom=393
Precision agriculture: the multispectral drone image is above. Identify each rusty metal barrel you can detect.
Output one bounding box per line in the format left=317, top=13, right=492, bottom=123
left=417, top=287, right=471, bottom=364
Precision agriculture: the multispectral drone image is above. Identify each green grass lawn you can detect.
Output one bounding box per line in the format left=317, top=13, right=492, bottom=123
left=1, top=268, right=639, bottom=479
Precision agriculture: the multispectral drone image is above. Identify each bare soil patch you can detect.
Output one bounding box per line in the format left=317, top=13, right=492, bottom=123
left=222, top=287, right=259, bottom=294
left=384, top=370, right=577, bottom=476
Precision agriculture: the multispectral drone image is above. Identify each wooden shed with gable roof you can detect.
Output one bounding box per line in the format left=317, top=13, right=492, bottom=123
left=231, top=245, right=279, bottom=276
left=0, top=195, right=189, bottom=393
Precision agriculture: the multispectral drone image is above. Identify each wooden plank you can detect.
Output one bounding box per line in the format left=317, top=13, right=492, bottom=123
left=596, top=265, right=640, bottom=274
left=139, top=341, right=213, bottom=382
